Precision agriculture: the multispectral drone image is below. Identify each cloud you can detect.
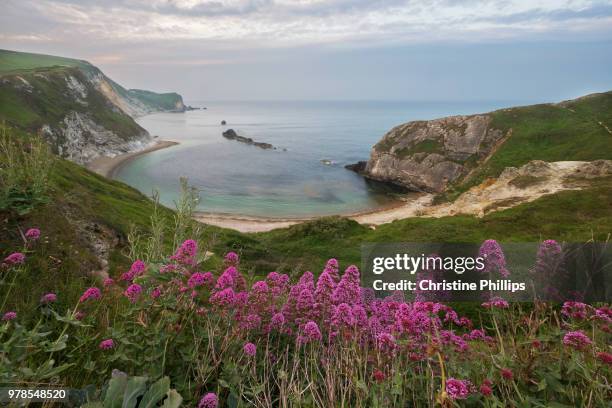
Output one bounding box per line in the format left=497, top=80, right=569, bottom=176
left=2, top=0, right=612, bottom=49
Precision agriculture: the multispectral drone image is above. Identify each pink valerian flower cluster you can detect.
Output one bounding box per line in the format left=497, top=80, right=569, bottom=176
left=124, top=284, right=142, bottom=303
left=563, top=330, right=592, bottom=351
left=298, top=321, right=322, bottom=344
left=198, top=393, right=218, bottom=408
left=478, top=239, right=509, bottom=277
left=596, top=352, right=612, bottom=366
left=25, top=228, right=41, bottom=241
left=79, top=287, right=101, bottom=303
left=482, top=297, right=509, bottom=309
left=2, top=311, right=17, bottom=321
left=170, top=239, right=198, bottom=266
left=188, top=272, right=214, bottom=289
left=121, top=260, right=146, bottom=282
left=103, top=278, right=114, bottom=287
left=40, top=293, right=57, bottom=304
left=224, top=251, right=239, bottom=265
left=561, top=301, right=592, bottom=320
left=446, top=378, right=471, bottom=400
left=99, top=339, right=114, bottom=350
left=243, top=342, right=256, bottom=356
left=535, top=240, right=564, bottom=296
left=3, top=252, right=25, bottom=266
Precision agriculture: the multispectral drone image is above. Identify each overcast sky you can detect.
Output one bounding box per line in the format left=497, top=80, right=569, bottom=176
left=2, top=0, right=612, bottom=102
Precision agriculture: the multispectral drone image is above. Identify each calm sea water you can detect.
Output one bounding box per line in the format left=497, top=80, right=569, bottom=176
left=115, top=100, right=523, bottom=218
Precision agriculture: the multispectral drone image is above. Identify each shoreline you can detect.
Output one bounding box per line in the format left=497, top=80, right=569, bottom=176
left=87, top=140, right=179, bottom=178
left=87, top=137, right=430, bottom=233
left=193, top=194, right=432, bottom=233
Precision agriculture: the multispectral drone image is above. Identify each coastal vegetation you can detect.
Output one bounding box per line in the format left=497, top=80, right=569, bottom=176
left=0, top=49, right=610, bottom=406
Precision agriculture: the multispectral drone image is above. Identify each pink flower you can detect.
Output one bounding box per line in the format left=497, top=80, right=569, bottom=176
left=561, top=301, right=592, bottom=320
left=373, top=369, right=386, bottom=383
left=479, top=384, right=492, bottom=397
left=224, top=251, right=239, bottom=265
left=563, top=330, right=592, bottom=351
left=596, top=352, right=612, bottom=366
left=170, top=239, right=198, bottom=265
left=103, top=278, right=114, bottom=287
left=375, top=332, right=397, bottom=353
left=478, top=239, right=509, bottom=277
left=3, top=252, right=25, bottom=266
left=99, top=339, right=114, bottom=350
left=210, top=287, right=235, bottom=308
left=299, top=321, right=322, bottom=344
left=25, top=228, right=40, bottom=240
left=332, top=265, right=361, bottom=305
left=198, top=393, right=218, bottom=408
left=75, top=311, right=86, bottom=320
left=160, top=264, right=177, bottom=274
left=79, top=287, right=101, bottom=303
left=2, top=311, right=17, bottom=321
left=243, top=342, right=256, bottom=357
left=40, top=293, right=57, bottom=304
left=482, top=297, right=509, bottom=309
left=188, top=272, right=213, bottom=289
left=121, top=260, right=147, bottom=282
left=124, top=284, right=142, bottom=303
left=151, top=287, right=162, bottom=299
left=446, top=378, right=470, bottom=400
left=269, top=312, right=285, bottom=330
left=500, top=368, right=513, bottom=380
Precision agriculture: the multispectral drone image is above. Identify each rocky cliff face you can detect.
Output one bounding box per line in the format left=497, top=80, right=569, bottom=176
left=362, top=115, right=508, bottom=192
left=0, top=50, right=186, bottom=164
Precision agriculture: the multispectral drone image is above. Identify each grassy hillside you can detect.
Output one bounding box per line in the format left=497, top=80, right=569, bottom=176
left=0, top=49, right=89, bottom=74
left=436, top=91, right=612, bottom=200
left=0, top=66, right=144, bottom=139
left=0, top=49, right=184, bottom=119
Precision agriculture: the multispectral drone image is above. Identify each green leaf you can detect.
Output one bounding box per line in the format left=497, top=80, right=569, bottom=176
left=104, top=371, right=128, bottom=408
left=81, top=403, right=104, bottom=408
left=122, top=376, right=148, bottom=408
left=161, top=389, right=183, bottom=408
left=140, top=377, right=170, bottom=408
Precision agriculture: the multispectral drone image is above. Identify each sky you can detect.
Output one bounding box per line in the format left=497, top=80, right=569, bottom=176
left=1, top=0, right=612, bottom=102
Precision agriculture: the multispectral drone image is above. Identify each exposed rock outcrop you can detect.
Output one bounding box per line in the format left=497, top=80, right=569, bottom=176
left=222, top=129, right=276, bottom=150
left=360, top=115, right=507, bottom=192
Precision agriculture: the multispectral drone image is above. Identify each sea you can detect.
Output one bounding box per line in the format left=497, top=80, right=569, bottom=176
left=115, top=100, right=527, bottom=218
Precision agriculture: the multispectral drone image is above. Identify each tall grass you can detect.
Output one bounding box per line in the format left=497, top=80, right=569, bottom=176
left=0, top=124, right=53, bottom=214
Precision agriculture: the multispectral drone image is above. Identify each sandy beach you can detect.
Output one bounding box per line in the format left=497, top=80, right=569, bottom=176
left=193, top=194, right=433, bottom=233
left=87, top=140, right=179, bottom=178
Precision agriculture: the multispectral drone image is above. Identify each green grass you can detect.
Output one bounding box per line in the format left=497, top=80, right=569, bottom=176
left=395, top=139, right=443, bottom=158
left=0, top=49, right=88, bottom=75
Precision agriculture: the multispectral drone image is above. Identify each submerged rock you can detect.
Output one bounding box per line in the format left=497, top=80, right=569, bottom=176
left=221, top=120, right=227, bottom=125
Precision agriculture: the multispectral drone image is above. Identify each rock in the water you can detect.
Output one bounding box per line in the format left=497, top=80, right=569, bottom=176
left=344, top=161, right=367, bottom=173
left=221, top=120, right=227, bottom=125
left=222, top=129, right=275, bottom=150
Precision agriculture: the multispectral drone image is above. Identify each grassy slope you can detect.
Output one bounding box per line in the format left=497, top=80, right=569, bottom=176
left=0, top=49, right=184, bottom=118
left=439, top=91, right=612, bottom=200
left=0, top=49, right=89, bottom=74
left=0, top=67, right=144, bottom=140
